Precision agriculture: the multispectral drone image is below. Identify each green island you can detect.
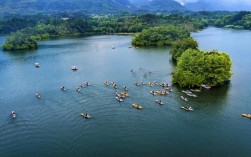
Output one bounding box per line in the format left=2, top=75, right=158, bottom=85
left=2, top=11, right=250, bottom=87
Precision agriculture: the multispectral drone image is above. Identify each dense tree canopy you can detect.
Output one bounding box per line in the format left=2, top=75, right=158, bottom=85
left=131, top=26, right=190, bottom=46
left=172, top=49, right=232, bottom=87
left=170, top=38, right=198, bottom=61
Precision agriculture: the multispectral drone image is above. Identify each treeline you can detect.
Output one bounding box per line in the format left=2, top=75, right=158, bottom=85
left=2, top=14, right=208, bottom=51
left=131, top=26, right=190, bottom=46
left=213, top=11, right=251, bottom=29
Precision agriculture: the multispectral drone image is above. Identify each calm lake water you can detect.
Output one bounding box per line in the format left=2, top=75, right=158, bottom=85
left=0, top=27, right=251, bottom=157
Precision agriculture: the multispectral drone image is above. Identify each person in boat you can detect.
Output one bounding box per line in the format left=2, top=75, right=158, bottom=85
left=144, top=73, right=147, bottom=77
left=136, top=104, right=140, bottom=108
left=36, top=93, right=40, bottom=97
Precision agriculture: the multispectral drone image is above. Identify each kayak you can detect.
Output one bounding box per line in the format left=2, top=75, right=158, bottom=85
left=150, top=91, right=156, bottom=96
left=71, top=66, right=78, bottom=71
left=181, top=96, right=188, bottom=101
left=132, top=104, right=143, bottom=109
left=242, top=114, right=251, bottom=119
left=155, top=100, right=164, bottom=105
left=121, top=92, right=129, bottom=97
left=104, top=82, right=109, bottom=86
left=11, top=111, right=16, bottom=119
left=35, top=63, right=40, bottom=68
left=186, top=93, right=197, bottom=97
left=155, top=91, right=161, bottom=94
left=148, top=82, right=153, bottom=87
left=181, top=106, right=193, bottom=111
left=116, top=97, right=123, bottom=102
left=190, top=89, right=201, bottom=92
left=80, top=113, right=91, bottom=119
left=35, top=93, right=40, bottom=99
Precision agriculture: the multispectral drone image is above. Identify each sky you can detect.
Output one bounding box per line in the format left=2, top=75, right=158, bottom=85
left=175, top=0, right=251, bottom=6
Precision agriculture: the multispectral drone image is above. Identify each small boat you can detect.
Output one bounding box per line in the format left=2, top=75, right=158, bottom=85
left=155, top=100, right=164, bottom=105
left=190, top=89, right=201, bottom=92
left=116, top=97, right=123, bottom=102
left=186, top=93, right=197, bottom=97
left=104, top=81, right=109, bottom=86
left=35, top=93, right=40, bottom=99
left=123, top=86, right=128, bottom=91
left=201, top=84, right=211, bottom=89
left=121, top=92, right=129, bottom=97
left=153, top=81, right=158, bottom=85
left=135, top=82, right=140, bottom=86
left=242, top=114, right=251, bottom=119
left=11, top=111, right=16, bottom=119
left=84, top=82, right=91, bottom=86
left=182, top=90, right=192, bottom=94
left=165, top=88, right=173, bottom=92
left=181, top=106, right=193, bottom=111
left=61, top=86, right=66, bottom=91
left=181, top=96, right=188, bottom=101
left=34, top=63, right=40, bottom=68
left=160, top=83, right=169, bottom=87
left=148, top=82, right=153, bottom=87
left=150, top=91, right=156, bottom=96
left=80, top=113, right=91, bottom=119
left=160, top=91, right=168, bottom=95
left=71, top=66, right=78, bottom=71
left=128, top=46, right=132, bottom=48
left=76, top=87, right=80, bottom=92
left=132, top=104, right=143, bottom=109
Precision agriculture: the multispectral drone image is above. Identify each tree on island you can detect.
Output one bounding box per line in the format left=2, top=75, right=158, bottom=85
left=131, top=25, right=190, bottom=46
left=172, top=49, right=232, bottom=87
left=170, top=38, right=198, bottom=61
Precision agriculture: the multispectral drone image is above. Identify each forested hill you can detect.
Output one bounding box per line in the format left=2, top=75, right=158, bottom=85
left=130, top=0, right=185, bottom=12
left=0, top=0, right=185, bottom=15
left=0, top=0, right=133, bottom=14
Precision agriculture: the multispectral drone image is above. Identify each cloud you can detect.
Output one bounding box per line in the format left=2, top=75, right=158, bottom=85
left=175, top=0, right=251, bottom=5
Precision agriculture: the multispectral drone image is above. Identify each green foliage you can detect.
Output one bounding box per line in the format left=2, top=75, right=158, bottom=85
left=214, top=11, right=251, bottom=30
left=3, top=32, right=37, bottom=51
left=2, top=14, right=209, bottom=51
left=172, top=49, right=232, bottom=87
left=131, top=26, right=190, bottom=46
left=171, top=38, right=198, bottom=61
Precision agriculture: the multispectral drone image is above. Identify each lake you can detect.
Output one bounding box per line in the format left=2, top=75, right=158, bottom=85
left=0, top=27, right=251, bottom=157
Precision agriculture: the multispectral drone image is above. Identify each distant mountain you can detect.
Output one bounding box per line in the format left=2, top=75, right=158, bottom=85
left=131, top=0, right=185, bottom=12
left=0, top=0, right=186, bottom=15
left=0, top=0, right=133, bottom=14
left=184, top=0, right=251, bottom=11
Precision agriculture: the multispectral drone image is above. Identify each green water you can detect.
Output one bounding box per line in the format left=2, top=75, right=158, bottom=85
left=0, top=27, right=251, bottom=157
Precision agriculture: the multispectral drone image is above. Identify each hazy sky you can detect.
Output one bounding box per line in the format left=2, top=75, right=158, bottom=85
left=175, top=0, right=251, bottom=5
